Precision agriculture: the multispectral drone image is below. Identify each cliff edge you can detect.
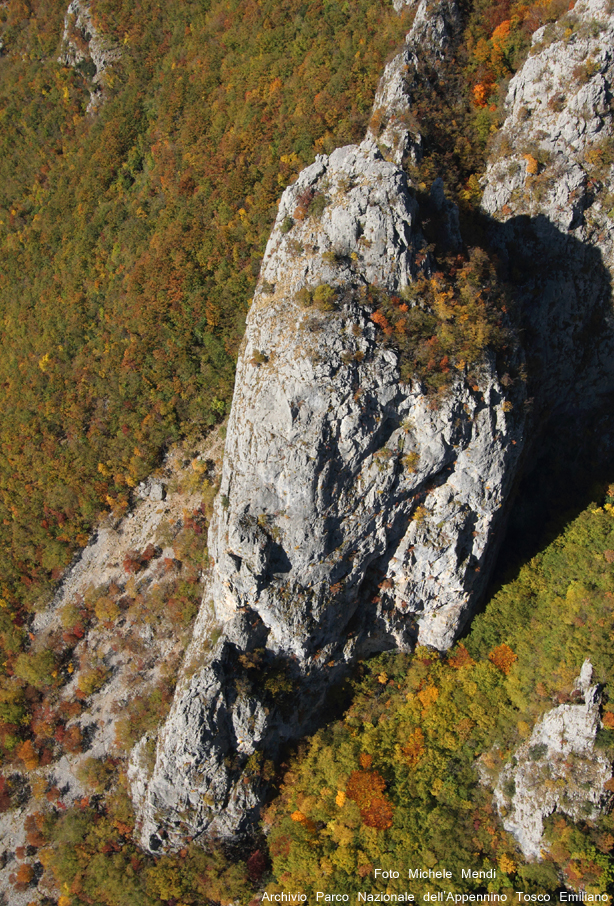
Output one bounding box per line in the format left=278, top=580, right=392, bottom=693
left=131, top=0, right=614, bottom=852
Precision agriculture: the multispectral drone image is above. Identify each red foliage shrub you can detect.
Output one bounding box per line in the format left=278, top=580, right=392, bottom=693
left=362, top=796, right=394, bottom=829
left=12, top=862, right=34, bottom=889
left=59, top=700, right=82, bottom=720
left=448, top=644, right=475, bottom=669
left=247, top=849, right=268, bottom=881
left=0, top=776, right=11, bottom=813
left=16, top=739, right=39, bottom=770
left=39, top=746, right=53, bottom=766
left=46, top=785, right=61, bottom=803
left=269, top=833, right=292, bottom=859
left=123, top=543, right=159, bottom=574
left=370, top=310, right=393, bottom=336
left=293, top=187, right=315, bottom=221
left=63, top=725, right=83, bottom=754
left=345, top=767, right=394, bottom=829
left=24, top=813, right=45, bottom=848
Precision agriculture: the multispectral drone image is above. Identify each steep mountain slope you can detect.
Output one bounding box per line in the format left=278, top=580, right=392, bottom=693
left=264, top=497, right=614, bottom=896
left=1, top=0, right=614, bottom=899
left=480, top=0, right=614, bottom=406
left=132, top=0, right=523, bottom=852
left=0, top=3, right=412, bottom=899
left=0, top=438, right=218, bottom=906
left=133, top=0, right=614, bottom=855
left=0, top=0, right=407, bottom=627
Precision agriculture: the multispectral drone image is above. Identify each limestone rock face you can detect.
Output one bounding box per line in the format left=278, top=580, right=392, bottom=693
left=133, top=0, right=527, bottom=852
left=482, top=0, right=614, bottom=251
left=494, top=661, right=613, bottom=859
left=59, top=0, right=120, bottom=112
left=481, top=10, right=614, bottom=858
left=480, top=0, right=614, bottom=406
left=132, top=0, right=614, bottom=852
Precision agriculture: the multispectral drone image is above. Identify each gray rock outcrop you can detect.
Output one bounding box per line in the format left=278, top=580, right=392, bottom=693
left=131, top=0, right=614, bottom=852
left=482, top=0, right=614, bottom=252
left=494, top=661, right=613, bottom=859
left=59, top=0, right=120, bottom=113
left=132, top=0, right=527, bottom=852
left=369, top=0, right=461, bottom=163
left=480, top=0, right=614, bottom=405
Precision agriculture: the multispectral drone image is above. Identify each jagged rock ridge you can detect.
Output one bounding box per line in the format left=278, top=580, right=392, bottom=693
left=480, top=0, right=614, bottom=409
left=131, top=0, right=614, bottom=852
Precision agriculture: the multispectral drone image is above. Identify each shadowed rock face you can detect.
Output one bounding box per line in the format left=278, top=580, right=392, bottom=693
left=480, top=0, right=614, bottom=408
left=130, top=0, right=614, bottom=852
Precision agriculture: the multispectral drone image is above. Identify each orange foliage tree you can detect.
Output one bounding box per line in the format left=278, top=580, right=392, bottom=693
left=488, top=643, right=518, bottom=675
left=345, top=761, right=394, bottom=830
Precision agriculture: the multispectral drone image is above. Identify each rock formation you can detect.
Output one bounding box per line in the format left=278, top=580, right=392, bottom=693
left=482, top=0, right=614, bottom=254
left=131, top=0, right=614, bottom=852
left=131, top=0, right=524, bottom=851
left=0, top=438, right=222, bottom=903
left=494, top=661, right=613, bottom=859
left=59, top=0, right=120, bottom=113
left=480, top=0, right=614, bottom=407
left=369, top=0, right=461, bottom=163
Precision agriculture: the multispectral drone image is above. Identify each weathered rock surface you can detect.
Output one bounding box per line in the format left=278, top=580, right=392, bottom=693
left=369, top=0, right=461, bottom=163
left=59, top=0, right=120, bottom=113
left=0, top=438, right=222, bottom=903
left=480, top=22, right=614, bottom=867
left=494, top=661, right=613, bottom=859
left=481, top=0, right=614, bottom=405
left=482, top=0, right=614, bottom=249
left=133, top=0, right=526, bottom=852
left=132, top=0, right=614, bottom=852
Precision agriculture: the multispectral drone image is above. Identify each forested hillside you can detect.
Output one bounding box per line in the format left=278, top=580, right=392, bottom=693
left=0, top=0, right=408, bottom=603
left=0, top=0, right=408, bottom=753
left=265, top=490, right=614, bottom=898
left=20, top=486, right=614, bottom=903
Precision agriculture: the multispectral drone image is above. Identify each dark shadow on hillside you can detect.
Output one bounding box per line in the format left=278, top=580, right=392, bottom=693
left=482, top=400, right=614, bottom=600
left=442, top=202, right=614, bottom=627
left=411, top=181, right=614, bottom=633
left=236, top=202, right=614, bottom=838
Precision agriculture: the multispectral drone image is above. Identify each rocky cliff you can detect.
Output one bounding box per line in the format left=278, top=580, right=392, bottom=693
left=131, top=0, right=614, bottom=853
left=0, top=437, right=222, bottom=905
left=59, top=0, right=120, bottom=112
left=480, top=0, right=614, bottom=408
